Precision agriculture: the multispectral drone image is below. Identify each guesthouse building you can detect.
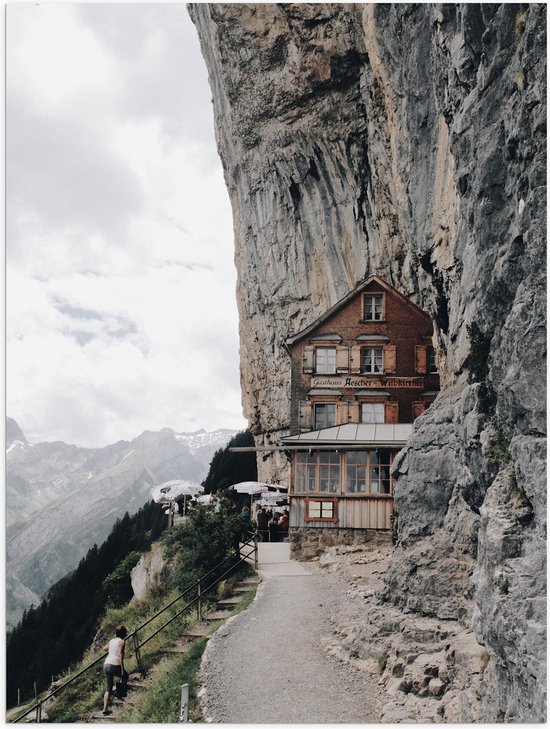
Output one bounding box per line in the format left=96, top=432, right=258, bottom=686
left=281, top=275, right=439, bottom=536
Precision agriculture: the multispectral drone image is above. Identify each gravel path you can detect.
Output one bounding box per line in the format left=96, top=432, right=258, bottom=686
left=199, top=572, right=382, bottom=723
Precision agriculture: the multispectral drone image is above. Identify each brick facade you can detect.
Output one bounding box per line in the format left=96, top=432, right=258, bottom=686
left=282, top=275, right=440, bottom=538
left=288, top=278, right=440, bottom=433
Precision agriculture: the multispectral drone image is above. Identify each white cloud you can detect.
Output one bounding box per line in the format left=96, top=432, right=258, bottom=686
left=6, top=4, right=247, bottom=447
left=7, top=4, right=117, bottom=113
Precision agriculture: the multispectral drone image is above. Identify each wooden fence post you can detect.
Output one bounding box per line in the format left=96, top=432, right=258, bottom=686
left=197, top=579, right=202, bottom=622
left=179, top=684, right=189, bottom=722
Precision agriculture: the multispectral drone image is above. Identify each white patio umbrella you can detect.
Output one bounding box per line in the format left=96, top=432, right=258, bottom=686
left=258, top=489, right=286, bottom=506
left=195, top=494, right=213, bottom=505
left=230, top=481, right=270, bottom=494
left=229, top=481, right=271, bottom=510
left=151, top=480, right=204, bottom=521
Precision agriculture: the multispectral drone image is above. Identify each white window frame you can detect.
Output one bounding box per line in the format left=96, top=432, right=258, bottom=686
left=305, top=497, right=338, bottom=522
left=364, top=293, right=385, bottom=321
left=362, top=347, right=384, bottom=374
left=314, top=403, right=337, bottom=430
left=361, top=402, right=385, bottom=423
left=315, top=347, right=337, bottom=374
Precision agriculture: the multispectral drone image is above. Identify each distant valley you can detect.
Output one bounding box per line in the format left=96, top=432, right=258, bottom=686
left=6, top=418, right=236, bottom=628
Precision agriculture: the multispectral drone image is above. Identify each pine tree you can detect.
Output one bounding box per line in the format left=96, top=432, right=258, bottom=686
left=202, top=430, right=257, bottom=493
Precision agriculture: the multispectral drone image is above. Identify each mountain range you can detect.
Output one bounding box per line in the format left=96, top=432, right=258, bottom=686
left=6, top=418, right=237, bottom=628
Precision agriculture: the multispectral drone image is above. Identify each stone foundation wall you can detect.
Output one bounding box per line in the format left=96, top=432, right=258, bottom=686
left=290, top=526, right=391, bottom=561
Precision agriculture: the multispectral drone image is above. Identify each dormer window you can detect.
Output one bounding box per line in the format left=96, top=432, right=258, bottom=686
left=364, top=293, right=385, bottom=321
left=315, top=347, right=336, bottom=374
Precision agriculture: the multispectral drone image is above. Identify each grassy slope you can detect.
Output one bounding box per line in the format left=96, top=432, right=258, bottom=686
left=124, top=589, right=257, bottom=723
left=42, top=574, right=256, bottom=722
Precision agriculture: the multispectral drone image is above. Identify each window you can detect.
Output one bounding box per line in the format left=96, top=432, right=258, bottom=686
left=346, top=450, right=368, bottom=493
left=364, top=294, right=384, bottom=321
left=362, top=347, right=383, bottom=374
left=319, top=451, right=340, bottom=492
left=296, top=452, right=317, bottom=492
left=314, top=403, right=336, bottom=430
left=315, top=347, right=336, bottom=374
left=305, top=498, right=338, bottom=522
left=345, top=450, right=393, bottom=495
left=295, top=451, right=340, bottom=493
left=428, top=347, right=438, bottom=374
left=361, top=403, right=385, bottom=423
left=369, top=449, right=392, bottom=494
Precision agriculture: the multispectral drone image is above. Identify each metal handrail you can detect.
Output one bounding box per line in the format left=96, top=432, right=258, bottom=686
left=11, top=535, right=258, bottom=723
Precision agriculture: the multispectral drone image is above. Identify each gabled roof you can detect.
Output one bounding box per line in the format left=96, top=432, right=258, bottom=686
left=281, top=423, right=413, bottom=447
left=286, top=275, right=431, bottom=347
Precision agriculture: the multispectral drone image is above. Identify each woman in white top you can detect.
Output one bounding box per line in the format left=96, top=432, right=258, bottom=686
left=102, top=625, right=129, bottom=715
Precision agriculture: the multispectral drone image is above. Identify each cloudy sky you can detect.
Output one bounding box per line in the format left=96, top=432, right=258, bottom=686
left=7, top=3, right=248, bottom=447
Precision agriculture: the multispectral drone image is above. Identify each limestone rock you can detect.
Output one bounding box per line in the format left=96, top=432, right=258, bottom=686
left=191, top=3, right=546, bottom=721
left=130, top=542, right=173, bottom=602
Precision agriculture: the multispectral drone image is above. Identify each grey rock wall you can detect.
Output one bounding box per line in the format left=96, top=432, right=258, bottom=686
left=130, top=542, right=174, bottom=602
left=190, top=3, right=546, bottom=721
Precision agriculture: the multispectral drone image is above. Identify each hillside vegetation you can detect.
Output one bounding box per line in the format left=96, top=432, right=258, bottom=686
left=202, top=429, right=257, bottom=493
left=7, top=429, right=258, bottom=715
left=6, top=501, right=167, bottom=707
left=6, top=421, right=236, bottom=626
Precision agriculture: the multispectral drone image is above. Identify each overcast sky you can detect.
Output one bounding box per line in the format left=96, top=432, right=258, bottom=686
left=6, top=3, right=248, bottom=447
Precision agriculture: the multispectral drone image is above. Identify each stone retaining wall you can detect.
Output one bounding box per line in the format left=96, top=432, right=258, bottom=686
left=289, top=527, right=391, bottom=560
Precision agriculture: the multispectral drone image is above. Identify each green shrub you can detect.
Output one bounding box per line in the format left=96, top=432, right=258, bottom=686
left=161, top=502, right=242, bottom=593
left=489, top=431, right=511, bottom=465
left=103, top=551, right=143, bottom=607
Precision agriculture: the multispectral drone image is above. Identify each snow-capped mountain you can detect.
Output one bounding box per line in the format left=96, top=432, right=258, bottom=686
left=6, top=418, right=237, bottom=627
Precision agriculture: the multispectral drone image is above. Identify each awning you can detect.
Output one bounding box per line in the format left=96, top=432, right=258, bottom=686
left=308, top=389, right=343, bottom=396
left=353, top=390, right=390, bottom=397
left=280, top=423, right=413, bottom=448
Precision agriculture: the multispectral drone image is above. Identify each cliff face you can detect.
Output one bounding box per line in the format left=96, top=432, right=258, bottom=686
left=190, top=3, right=546, bottom=721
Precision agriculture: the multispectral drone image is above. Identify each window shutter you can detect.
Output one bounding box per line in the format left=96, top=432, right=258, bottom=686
left=383, top=344, right=397, bottom=374
left=303, top=345, right=314, bottom=373
left=348, top=402, right=360, bottom=423
left=385, top=400, right=399, bottom=424
left=299, top=401, right=312, bottom=431
left=413, top=401, right=426, bottom=419
left=337, top=401, right=349, bottom=425
left=350, top=346, right=361, bottom=374
left=415, top=345, right=427, bottom=374
left=336, top=346, right=349, bottom=372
